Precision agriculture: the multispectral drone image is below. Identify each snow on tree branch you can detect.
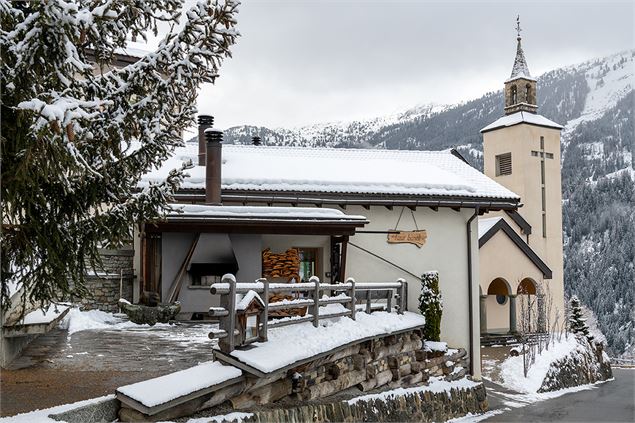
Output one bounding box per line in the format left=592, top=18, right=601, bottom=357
left=1, top=0, right=240, bottom=310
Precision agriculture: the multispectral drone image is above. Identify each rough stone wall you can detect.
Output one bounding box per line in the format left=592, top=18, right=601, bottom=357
left=245, top=383, right=487, bottom=423
left=117, top=329, right=479, bottom=422
left=538, top=336, right=613, bottom=393
left=79, top=248, right=134, bottom=313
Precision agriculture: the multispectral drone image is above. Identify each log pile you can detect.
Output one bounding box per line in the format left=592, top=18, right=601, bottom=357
left=262, top=248, right=305, bottom=318
left=262, top=248, right=300, bottom=282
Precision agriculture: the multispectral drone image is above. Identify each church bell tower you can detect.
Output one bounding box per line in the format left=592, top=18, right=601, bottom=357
left=480, top=17, right=565, bottom=316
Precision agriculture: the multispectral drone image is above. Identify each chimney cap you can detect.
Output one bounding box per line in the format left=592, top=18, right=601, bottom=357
left=198, top=115, right=214, bottom=125
left=205, top=128, right=223, bottom=143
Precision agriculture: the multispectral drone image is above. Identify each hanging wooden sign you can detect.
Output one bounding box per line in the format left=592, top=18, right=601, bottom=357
left=387, top=230, right=427, bottom=248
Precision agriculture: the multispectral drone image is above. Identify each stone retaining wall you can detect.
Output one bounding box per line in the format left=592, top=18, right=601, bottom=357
left=244, top=383, right=487, bottom=423
left=538, top=336, right=613, bottom=393
left=119, top=329, right=478, bottom=422
left=78, top=249, right=134, bottom=313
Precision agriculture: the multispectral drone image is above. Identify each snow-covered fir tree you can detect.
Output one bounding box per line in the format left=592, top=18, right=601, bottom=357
left=418, top=271, right=443, bottom=342
left=0, top=0, right=239, bottom=309
left=569, top=295, right=593, bottom=341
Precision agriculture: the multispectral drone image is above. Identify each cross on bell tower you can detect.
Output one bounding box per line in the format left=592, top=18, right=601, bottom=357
left=504, top=16, right=538, bottom=114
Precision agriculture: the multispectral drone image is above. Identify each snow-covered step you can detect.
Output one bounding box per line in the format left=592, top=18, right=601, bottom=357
left=2, top=305, right=70, bottom=338
left=115, top=361, right=243, bottom=417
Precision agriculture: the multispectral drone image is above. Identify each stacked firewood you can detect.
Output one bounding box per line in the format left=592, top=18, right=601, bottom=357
left=262, top=248, right=301, bottom=283
left=262, top=248, right=306, bottom=317
left=268, top=293, right=308, bottom=318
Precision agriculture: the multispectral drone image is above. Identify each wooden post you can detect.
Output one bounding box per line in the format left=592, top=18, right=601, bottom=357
left=310, top=276, right=320, bottom=327
left=219, top=274, right=237, bottom=353
left=387, top=289, right=393, bottom=313
left=365, top=290, right=372, bottom=314
left=340, top=236, right=349, bottom=282
left=397, top=278, right=406, bottom=315
left=259, top=278, right=269, bottom=342
left=346, top=277, right=356, bottom=320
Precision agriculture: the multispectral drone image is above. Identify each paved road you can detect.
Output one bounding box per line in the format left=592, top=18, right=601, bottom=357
left=485, top=368, right=635, bottom=422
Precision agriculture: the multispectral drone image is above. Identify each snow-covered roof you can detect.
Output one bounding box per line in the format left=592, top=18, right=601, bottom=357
left=142, top=145, right=520, bottom=201
left=167, top=204, right=367, bottom=222
left=481, top=111, right=563, bottom=133
left=478, top=217, right=503, bottom=239
left=506, top=37, right=536, bottom=83
left=236, top=290, right=265, bottom=311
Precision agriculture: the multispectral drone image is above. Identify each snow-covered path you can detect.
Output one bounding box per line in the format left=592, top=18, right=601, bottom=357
left=483, top=368, right=633, bottom=422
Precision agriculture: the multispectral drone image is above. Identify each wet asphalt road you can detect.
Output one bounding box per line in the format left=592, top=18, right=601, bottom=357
left=485, top=368, right=635, bottom=422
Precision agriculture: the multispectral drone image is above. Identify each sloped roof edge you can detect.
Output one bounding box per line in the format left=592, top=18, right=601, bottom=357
left=479, top=218, right=552, bottom=279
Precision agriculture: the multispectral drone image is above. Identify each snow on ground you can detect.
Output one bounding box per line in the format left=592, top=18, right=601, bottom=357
left=117, top=361, right=242, bottom=408
left=230, top=311, right=425, bottom=373
left=499, top=336, right=580, bottom=393
left=493, top=377, right=614, bottom=406
left=347, top=376, right=480, bottom=405
left=21, top=305, right=70, bottom=325
left=184, top=412, right=254, bottom=423
left=59, top=308, right=144, bottom=334
left=424, top=340, right=448, bottom=353
left=0, top=395, right=115, bottom=423
left=446, top=408, right=508, bottom=423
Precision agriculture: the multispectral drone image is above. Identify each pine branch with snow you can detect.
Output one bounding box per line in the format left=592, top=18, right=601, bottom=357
left=0, top=0, right=239, bottom=310
left=418, top=271, right=443, bottom=342
left=568, top=295, right=593, bottom=341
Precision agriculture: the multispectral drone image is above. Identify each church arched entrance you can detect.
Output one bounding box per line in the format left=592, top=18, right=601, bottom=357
left=483, top=278, right=514, bottom=334
left=517, top=278, right=546, bottom=333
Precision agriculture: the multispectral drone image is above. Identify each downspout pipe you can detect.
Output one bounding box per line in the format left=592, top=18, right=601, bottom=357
left=466, top=206, right=479, bottom=376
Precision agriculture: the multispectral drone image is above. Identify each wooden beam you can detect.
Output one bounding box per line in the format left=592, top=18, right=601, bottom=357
left=428, top=206, right=439, bottom=212
left=116, top=375, right=245, bottom=417
left=362, top=204, right=370, bottom=210
left=407, top=206, right=417, bottom=212
left=339, top=204, right=347, bottom=210
left=451, top=207, right=461, bottom=212
left=384, top=205, right=393, bottom=210
left=167, top=233, right=200, bottom=303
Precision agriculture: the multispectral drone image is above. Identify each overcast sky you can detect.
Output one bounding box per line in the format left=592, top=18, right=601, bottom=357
left=178, top=0, right=633, bottom=132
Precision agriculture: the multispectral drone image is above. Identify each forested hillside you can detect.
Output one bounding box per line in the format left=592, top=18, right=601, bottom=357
left=196, top=51, right=634, bottom=357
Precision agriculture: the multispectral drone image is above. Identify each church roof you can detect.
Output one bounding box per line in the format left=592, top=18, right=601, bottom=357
left=506, top=37, right=536, bottom=83
left=480, top=111, right=563, bottom=133
left=478, top=217, right=552, bottom=279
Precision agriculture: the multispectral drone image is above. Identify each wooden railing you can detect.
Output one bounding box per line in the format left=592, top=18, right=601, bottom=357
left=208, top=275, right=408, bottom=353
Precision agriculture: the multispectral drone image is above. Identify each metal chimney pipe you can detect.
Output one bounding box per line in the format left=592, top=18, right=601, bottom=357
left=205, top=128, right=223, bottom=205
left=252, top=136, right=262, bottom=146
left=198, top=115, right=214, bottom=166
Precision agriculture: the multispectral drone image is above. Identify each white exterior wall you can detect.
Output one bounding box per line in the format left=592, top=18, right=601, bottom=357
left=343, top=205, right=481, bottom=379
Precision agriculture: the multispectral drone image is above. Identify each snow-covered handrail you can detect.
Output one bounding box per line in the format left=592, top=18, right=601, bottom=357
left=209, top=274, right=407, bottom=354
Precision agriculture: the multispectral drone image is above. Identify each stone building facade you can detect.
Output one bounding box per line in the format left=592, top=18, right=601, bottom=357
left=79, top=248, right=134, bottom=313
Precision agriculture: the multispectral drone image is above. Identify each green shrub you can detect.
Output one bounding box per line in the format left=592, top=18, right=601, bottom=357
left=419, top=271, right=443, bottom=341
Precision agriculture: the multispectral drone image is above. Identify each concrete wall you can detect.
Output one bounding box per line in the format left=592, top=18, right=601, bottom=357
left=483, top=123, right=565, bottom=327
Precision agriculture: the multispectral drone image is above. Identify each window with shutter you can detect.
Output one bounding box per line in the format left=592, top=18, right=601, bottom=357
left=495, top=153, right=512, bottom=176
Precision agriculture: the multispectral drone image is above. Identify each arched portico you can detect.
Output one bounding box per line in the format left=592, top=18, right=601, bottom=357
left=517, top=277, right=546, bottom=332
left=481, top=278, right=516, bottom=334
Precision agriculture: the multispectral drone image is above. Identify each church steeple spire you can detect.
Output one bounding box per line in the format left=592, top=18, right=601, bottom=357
left=504, top=16, right=538, bottom=115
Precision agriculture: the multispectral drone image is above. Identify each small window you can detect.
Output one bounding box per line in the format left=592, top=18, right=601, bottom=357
left=511, top=85, right=517, bottom=104
left=495, top=153, right=512, bottom=176
left=531, top=151, right=539, bottom=157
left=546, top=152, right=554, bottom=159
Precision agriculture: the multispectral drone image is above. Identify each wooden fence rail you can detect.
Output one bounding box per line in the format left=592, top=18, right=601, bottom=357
left=209, top=274, right=408, bottom=353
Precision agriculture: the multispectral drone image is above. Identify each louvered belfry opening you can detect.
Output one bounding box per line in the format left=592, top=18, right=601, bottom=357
left=495, top=152, right=512, bottom=176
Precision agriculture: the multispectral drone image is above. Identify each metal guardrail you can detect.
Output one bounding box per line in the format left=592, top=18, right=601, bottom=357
left=208, top=274, right=407, bottom=353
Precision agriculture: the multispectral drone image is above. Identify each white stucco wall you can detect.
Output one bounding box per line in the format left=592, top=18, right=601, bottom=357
left=343, top=205, right=481, bottom=378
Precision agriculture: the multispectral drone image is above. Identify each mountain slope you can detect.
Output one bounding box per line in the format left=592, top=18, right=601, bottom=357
left=208, top=50, right=635, bottom=357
